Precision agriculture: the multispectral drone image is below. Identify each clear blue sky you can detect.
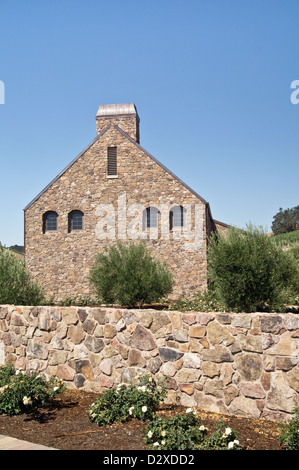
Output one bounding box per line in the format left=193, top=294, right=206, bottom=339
left=0, top=0, right=298, bottom=246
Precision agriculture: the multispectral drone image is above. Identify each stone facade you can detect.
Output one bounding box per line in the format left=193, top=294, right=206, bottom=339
left=24, top=103, right=219, bottom=302
left=1, top=305, right=298, bottom=423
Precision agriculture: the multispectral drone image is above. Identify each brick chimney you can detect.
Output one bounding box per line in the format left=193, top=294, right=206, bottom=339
left=96, top=103, right=140, bottom=143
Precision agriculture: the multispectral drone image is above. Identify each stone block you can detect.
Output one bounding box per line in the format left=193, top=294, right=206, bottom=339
left=159, top=347, right=184, bottom=362
left=189, top=325, right=206, bottom=338
left=130, top=324, right=156, bottom=351
left=234, top=352, right=263, bottom=381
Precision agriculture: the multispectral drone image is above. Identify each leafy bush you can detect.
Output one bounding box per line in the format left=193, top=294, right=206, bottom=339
left=198, top=420, right=241, bottom=450
left=0, top=365, right=65, bottom=415
left=144, top=409, right=208, bottom=450
left=89, top=241, right=173, bottom=307
left=0, top=245, right=45, bottom=305
left=207, top=224, right=299, bottom=312
left=88, top=375, right=167, bottom=426
left=272, top=229, right=299, bottom=247
left=279, top=408, right=299, bottom=450
left=145, top=410, right=241, bottom=450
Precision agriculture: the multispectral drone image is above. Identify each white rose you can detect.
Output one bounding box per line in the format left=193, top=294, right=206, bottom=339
left=147, top=431, right=153, bottom=438
left=186, top=408, right=193, bottom=414
left=23, top=396, right=32, bottom=406
left=142, top=406, right=147, bottom=413
left=225, top=427, right=232, bottom=435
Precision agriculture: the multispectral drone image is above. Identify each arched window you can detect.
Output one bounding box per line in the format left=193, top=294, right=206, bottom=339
left=142, top=207, right=159, bottom=230
left=43, top=211, right=58, bottom=233
left=169, top=205, right=185, bottom=230
left=68, top=210, right=84, bottom=232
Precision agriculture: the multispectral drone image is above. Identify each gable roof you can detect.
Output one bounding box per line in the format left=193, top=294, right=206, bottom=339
left=24, top=123, right=208, bottom=211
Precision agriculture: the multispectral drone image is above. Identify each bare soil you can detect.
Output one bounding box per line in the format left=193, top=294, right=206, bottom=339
left=0, top=388, right=284, bottom=452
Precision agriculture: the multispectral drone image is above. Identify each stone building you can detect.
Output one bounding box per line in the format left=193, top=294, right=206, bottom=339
left=24, top=103, right=228, bottom=302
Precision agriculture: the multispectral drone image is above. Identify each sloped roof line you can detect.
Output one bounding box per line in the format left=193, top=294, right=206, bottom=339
left=23, top=125, right=112, bottom=211
left=113, top=124, right=208, bottom=205
left=24, top=122, right=208, bottom=211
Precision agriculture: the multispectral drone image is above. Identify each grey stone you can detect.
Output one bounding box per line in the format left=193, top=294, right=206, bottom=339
left=130, top=324, right=156, bottom=351
left=260, top=315, right=283, bottom=334
left=82, top=318, right=96, bottom=334
left=147, top=356, right=162, bottom=374
left=202, top=345, right=234, bottom=363
left=100, top=358, right=113, bottom=376
left=74, top=374, right=86, bottom=388
left=150, top=312, right=171, bottom=333
left=28, top=339, right=48, bottom=360
left=231, top=314, right=252, bottom=329
left=84, top=335, right=105, bottom=353
left=172, top=328, right=188, bottom=342
left=229, top=396, right=261, bottom=418
left=159, top=347, right=184, bottom=362
left=93, top=309, right=106, bottom=325
left=234, top=352, right=263, bottom=381
left=183, top=353, right=201, bottom=369
left=77, top=308, right=88, bottom=323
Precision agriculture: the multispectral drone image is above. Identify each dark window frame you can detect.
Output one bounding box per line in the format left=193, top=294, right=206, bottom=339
left=43, top=211, right=58, bottom=233
left=68, top=210, right=84, bottom=232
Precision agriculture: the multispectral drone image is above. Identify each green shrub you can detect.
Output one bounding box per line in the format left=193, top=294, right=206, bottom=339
left=145, top=411, right=241, bottom=450
left=89, top=241, right=173, bottom=307
left=207, top=224, right=299, bottom=312
left=144, top=409, right=208, bottom=450
left=0, top=365, right=65, bottom=415
left=0, top=364, right=15, bottom=387
left=198, top=420, right=242, bottom=450
left=88, top=374, right=167, bottom=426
left=279, top=408, right=299, bottom=450
left=0, top=245, right=45, bottom=305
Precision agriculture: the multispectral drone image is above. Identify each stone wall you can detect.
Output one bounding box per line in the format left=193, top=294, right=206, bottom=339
left=0, top=305, right=298, bottom=422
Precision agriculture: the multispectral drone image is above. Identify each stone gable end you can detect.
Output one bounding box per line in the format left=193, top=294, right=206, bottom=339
left=24, top=104, right=215, bottom=302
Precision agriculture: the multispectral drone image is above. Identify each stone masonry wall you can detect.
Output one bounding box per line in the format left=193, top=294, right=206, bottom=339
left=0, top=305, right=298, bottom=422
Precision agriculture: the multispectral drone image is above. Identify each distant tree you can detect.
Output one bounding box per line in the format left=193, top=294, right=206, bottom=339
left=9, top=245, right=24, bottom=254
left=271, top=206, right=299, bottom=235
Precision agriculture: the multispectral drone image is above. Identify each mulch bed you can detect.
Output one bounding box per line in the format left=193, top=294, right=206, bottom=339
left=0, top=388, right=284, bottom=451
